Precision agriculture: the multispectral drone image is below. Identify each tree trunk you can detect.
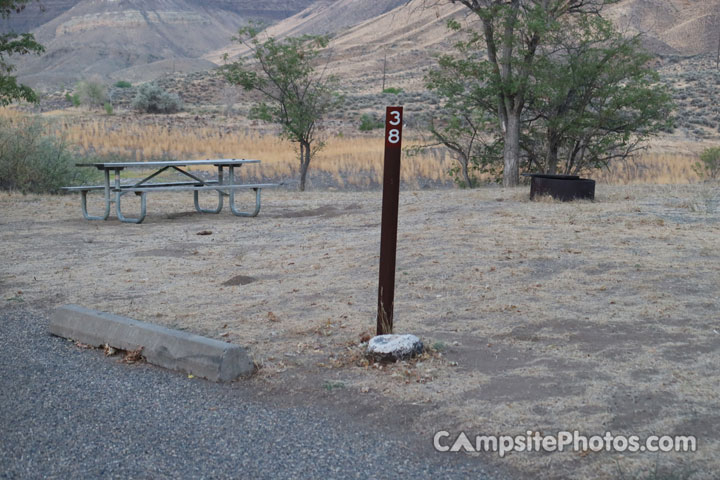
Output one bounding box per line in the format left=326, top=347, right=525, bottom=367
left=298, top=141, right=311, bottom=192
left=546, top=134, right=559, bottom=174
left=461, top=157, right=473, bottom=188
left=503, top=113, right=521, bottom=187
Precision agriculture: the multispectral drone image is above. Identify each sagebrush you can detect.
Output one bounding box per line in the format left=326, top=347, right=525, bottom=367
left=75, top=79, right=108, bottom=109
left=132, top=83, right=183, bottom=114
left=693, top=146, right=720, bottom=180
left=0, top=116, right=91, bottom=193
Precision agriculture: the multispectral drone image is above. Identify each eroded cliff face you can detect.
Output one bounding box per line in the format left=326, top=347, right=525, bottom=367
left=9, top=0, right=720, bottom=91
left=53, top=10, right=213, bottom=37
left=11, top=0, right=315, bottom=88
left=0, top=0, right=78, bottom=33
left=604, top=0, right=720, bottom=55
left=193, top=0, right=316, bottom=20
left=2, top=0, right=315, bottom=34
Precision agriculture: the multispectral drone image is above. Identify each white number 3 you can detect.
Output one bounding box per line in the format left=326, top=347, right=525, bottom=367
left=389, top=111, right=401, bottom=126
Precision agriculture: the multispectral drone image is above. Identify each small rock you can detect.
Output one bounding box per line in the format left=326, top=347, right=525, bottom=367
left=367, top=334, right=424, bottom=362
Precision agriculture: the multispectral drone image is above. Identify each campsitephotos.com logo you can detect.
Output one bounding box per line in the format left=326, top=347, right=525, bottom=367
left=433, top=430, right=697, bottom=458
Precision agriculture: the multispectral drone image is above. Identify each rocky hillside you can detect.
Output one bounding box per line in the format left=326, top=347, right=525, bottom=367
left=0, top=0, right=77, bottom=33
left=605, top=0, right=720, bottom=55
left=204, top=0, right=408, bottom=64
left=210, top=0, right=720, bottom=94
left=6, top=0, right=720, bottom=98
left=206, top=0, right=465, bottom=94
left=6, top=0, right=316, bottom=90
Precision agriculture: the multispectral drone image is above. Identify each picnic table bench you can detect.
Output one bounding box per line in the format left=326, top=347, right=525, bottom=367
left=63, top=159, right=278, bottom=224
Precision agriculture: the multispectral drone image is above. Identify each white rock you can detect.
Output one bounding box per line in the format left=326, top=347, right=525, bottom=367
left=367, top=334, right=424, bottom=361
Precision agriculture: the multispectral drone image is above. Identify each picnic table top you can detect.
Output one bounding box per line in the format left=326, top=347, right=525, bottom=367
left=75, top=159, right=261, bottom=169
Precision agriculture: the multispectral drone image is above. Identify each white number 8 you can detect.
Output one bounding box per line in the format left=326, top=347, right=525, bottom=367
left=388, top=129, right=400, bottom=144
left=389, top=111, right=401, bottom=126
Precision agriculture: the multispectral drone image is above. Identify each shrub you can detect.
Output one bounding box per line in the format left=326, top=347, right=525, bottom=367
left=693, top=146, right=720, bottom=180
left=104, top=103, right=114, bottom=115
left=65, top=92, right=80, bottom=107
left=359, top=113, right=383, bottom=131
left=131, top=83, right=183, bottom=114
left=382, top=87, right=404, bottom=94
left=0, top=116, right=91, bottom=194
left=75, top=79, right=108, bottom=109
left=114, top=80, right=132, bottom=88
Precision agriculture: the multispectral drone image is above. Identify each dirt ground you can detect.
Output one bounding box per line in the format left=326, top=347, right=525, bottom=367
left=2, top=184, right=719, bottom=479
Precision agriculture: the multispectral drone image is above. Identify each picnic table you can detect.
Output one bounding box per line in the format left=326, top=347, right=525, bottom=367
left=63, top=159, right=277, bottom=224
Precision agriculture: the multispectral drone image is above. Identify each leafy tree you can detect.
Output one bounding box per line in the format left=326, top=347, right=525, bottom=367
left=428, top=3, right=672, bottom=182
left=0, top=0, right=44, bottom=106
left=521, top=15, right=674, bottom=174
left=421, top=61, right=501, bottom=187
left=445, top=0, right=614, bottom=186
left=220, top=23, right=341, bottom=191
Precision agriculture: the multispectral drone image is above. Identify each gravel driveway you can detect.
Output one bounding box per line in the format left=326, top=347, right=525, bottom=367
left=0, top=306, right=498, bottom=480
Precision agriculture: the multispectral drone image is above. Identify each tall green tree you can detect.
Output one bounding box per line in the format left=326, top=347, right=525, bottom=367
left=221, top=24, right=340, bottom=191
left=428, top=2, right=672, bottom=182
left=0, top=0, right=44, bottom=105
left=522, top=15, right=674, bottom=174
left=447, top=0, right=614, bottom=186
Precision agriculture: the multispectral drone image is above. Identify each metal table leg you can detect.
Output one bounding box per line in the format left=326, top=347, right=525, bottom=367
left=228, top=165, right=261, bottom=217
left=80, top=169, right=111, bottom=220
left=113, top=168, right=147, bottom=223
left=230, top=187, right=262, bottom=217
left=194, top=165, right=223, bottom=213
left=116, top=191, right=147, bottom=223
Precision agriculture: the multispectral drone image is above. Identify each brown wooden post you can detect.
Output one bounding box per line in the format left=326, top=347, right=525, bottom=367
left=377, top=106, right=403, bottom=335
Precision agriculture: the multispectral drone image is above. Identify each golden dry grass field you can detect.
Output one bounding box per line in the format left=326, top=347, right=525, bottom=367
left=30, top=111, right=707, bottom=188
left=2, top=183, right=719, bottom=479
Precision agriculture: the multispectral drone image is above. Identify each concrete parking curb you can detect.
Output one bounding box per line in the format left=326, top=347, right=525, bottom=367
left=49, top=305, right=255, bottom=381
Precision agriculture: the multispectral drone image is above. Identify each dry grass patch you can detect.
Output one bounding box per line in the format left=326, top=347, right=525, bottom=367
left=56, top=117, right=706, bottom=186
left=2, top=184, right=718, bottom=478
left=46, top=116, right=454, bottom=187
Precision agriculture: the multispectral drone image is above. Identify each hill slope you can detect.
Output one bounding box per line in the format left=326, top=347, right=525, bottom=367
left=210, top=0, right=719, bottom=94
left=7, top=0, right=720, bottom=93
left=605, top=0, right=720, bottom=55
left=10, top=0, right=316, bottom=89
left=205, top=0, right=466, bottom=94
left=0, top=0, right=77, bottom=33
left=322, top=0, right=720, bottom=92
left=204, top=0, right=408, bottom=64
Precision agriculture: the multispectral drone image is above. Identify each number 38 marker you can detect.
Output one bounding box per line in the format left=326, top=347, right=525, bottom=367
left=377, top=106, right=404, bottom=335
left=385, top=108, right=403, bottom=147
